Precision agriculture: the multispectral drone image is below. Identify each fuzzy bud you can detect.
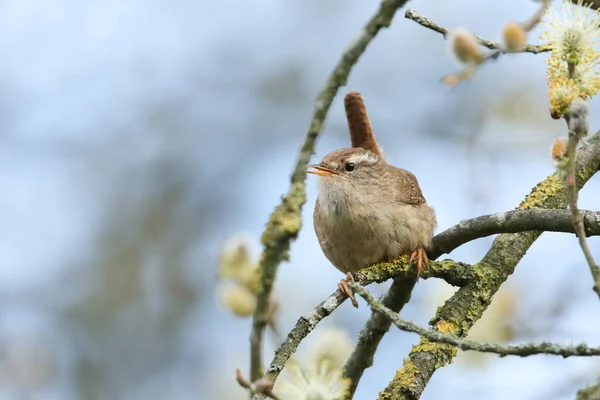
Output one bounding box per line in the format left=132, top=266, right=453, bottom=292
left=308, top=328, right=354, bottom=370
left=447, top=28, right=485, bottom=65
left=549, top=78, right=580, bottom=116
left=567, top=97, right=590, bottom=136
left=540, top=0, right=600, bottom=67
left=278, top=361, right=351, bottom=400
left=252, top=376, right=275, bottom=396
left=502, top=22, right=527, bottom=52
left=219, top=234, right=256, bottom=276
left=218, top=234, right=261, bottom=292
left=218, top=283, right=257, bottom=317
left=551, top=137, right=569, bottom=173
left=441, top=73, right=461, bottom=87
left=551, top=137, right=568, bottom=161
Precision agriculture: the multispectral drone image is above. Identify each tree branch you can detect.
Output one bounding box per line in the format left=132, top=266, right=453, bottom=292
left=355, top=208, right=600, bottom=287
left=253, top=259, right=468, bottom=399
left=429, top=208, right=600, bottom=259
left=404, top=9, right=549, bottom=54
left=379, top=131, right=600, bottom=400
left=249, top=0, right=411, bottom=381
left=256, top=206, right=600, bottom=397
left=342, top=207, right=600, bottom=397
left=352, top=282, right=600, bottom=357
left=255, top=206, right=600, bottom=397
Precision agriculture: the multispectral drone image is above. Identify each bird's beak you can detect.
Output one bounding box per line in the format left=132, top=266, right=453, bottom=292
left=306, top=163, right=338, bottom=177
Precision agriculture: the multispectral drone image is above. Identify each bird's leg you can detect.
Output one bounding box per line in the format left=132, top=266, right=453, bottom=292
left=338, top=272, right=359, bottom=308
left=409, top=247, right=429, bottom=278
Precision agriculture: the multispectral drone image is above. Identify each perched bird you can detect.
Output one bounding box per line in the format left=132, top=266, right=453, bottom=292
left=306, top=91, right=436, bottom=307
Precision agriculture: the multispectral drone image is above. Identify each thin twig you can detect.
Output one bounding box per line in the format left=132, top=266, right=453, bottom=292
left=351, top=283, right=600, bottom=358
left=521, top=0, right=551, bottom=32
left=560, top=61, right=600, bottom=299
left=249, top=0, right=411, bottom=382
left=404, top=9, right=549, bottom=54
left=405, top=7, right=550, bottom=86
left=565, top=133, right=600, bottom=299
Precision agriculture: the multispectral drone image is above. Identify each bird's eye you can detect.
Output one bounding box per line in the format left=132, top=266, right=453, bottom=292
left=344, top=162, right=356, bottom=172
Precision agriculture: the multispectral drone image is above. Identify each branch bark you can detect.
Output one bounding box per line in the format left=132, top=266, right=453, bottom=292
left=378, top=131, right=600, bottom=400
left=249, top=0, right=411, bottom=381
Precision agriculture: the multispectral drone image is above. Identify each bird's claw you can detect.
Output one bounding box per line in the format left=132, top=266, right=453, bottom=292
left=338, top=272, right=359, bottom=308
left=409, top=247, right=429, bottom=278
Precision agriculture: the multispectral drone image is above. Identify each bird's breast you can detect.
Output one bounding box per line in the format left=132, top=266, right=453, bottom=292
left=314, top=196, right=397, bottom=273
left=314, top=193, right=435, bottom=274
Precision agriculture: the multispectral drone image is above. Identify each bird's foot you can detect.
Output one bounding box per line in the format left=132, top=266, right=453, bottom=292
left=338, top=272, right=359, bottom=308
left=409, top=247, right=429, bottom=278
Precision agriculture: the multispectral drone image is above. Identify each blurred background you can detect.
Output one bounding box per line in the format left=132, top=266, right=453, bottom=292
left=1, top=0, right=599, bottom=399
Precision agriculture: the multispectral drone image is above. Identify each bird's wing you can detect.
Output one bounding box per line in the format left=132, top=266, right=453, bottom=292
left=392, top=167, right=427, bottom=205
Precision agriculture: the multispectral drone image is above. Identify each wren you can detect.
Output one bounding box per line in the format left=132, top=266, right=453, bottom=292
left=306, top=92, right=436, bottom=307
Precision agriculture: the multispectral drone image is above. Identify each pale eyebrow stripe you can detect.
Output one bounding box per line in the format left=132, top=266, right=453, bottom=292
left=347, top=152, right=377, bottom=164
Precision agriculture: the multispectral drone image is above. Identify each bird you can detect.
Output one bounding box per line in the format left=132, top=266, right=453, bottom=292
left=306, top=91, right=436, bottom=307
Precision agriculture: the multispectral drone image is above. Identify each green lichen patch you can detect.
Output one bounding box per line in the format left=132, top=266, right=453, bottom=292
left=410, top=339, right=438, bottom=355
left=470, top=263, right=501, bottom=283
left=431, top=260, right=457, bottom=274
left=410, top=338, right=457, bottom=369
left=577, top=166, right=593, bottom=185
left=260, top=182, right=308, bottom=249
left=518, top=174, right=563, bottom=209
left=436, top=319, right=458, bottom=334
left=356, top=256, right=460, bottom=284
left=357, top=254, right=412, bottom=283
left=391, top=358, right=420, bottom=391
